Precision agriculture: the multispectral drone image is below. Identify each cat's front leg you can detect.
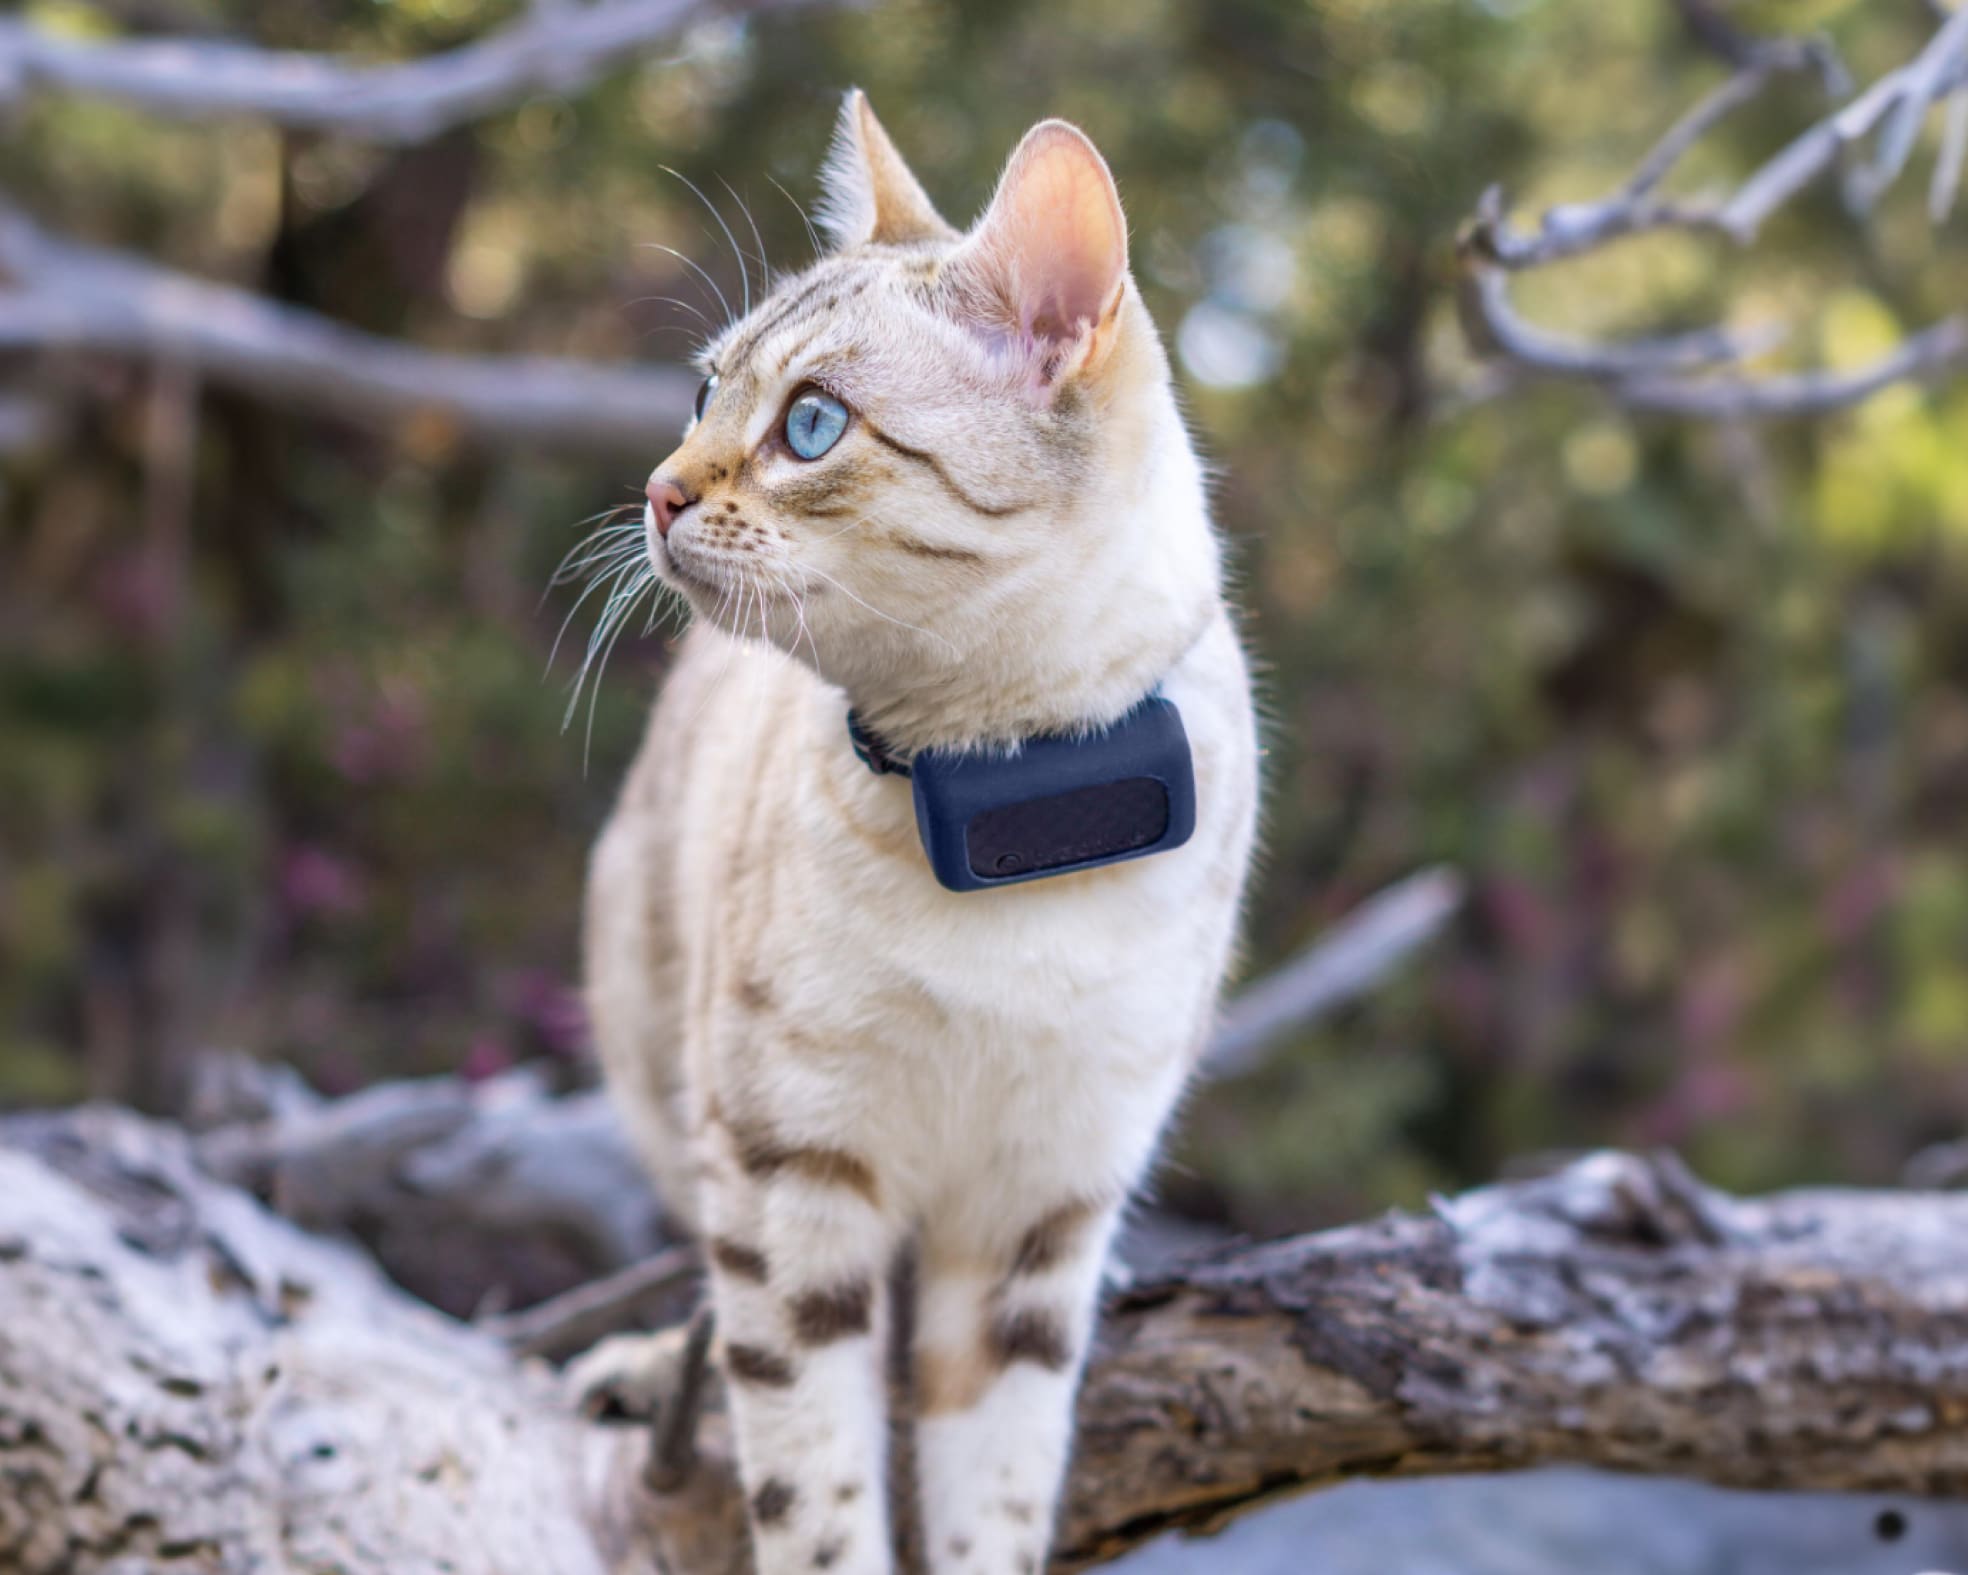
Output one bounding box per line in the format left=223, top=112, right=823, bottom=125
left=701, top=1104, right=901, bottom=1575
left=912, top=1198, right=1122, bottom=1575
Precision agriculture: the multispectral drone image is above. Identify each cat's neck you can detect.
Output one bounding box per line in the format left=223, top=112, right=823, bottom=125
left=835, top=397, right=1222, bottom=757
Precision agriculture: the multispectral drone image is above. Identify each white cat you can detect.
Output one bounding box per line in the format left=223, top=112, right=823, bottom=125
left=577, top=91, right=1259, bottom=1574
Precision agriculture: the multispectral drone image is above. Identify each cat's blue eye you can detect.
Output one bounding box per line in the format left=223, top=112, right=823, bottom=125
left=693, top=375, right=717, bottom=421
left=785, top=390, right=849, bottom=460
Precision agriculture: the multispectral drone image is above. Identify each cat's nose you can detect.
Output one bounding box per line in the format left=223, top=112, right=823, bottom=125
left=645, top=475, right=695, bottom=539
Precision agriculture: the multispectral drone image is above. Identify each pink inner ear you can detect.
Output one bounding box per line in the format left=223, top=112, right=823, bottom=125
left=981, top=126, right=1127, bottom=346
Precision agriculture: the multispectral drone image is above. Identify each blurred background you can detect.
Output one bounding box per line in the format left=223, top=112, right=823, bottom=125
left=3, top=0, right=1967, bottom=1250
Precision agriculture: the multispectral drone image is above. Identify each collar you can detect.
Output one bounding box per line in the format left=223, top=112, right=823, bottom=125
left=840, top=687, right=1197, bottom=893
left=846, top=709, right=912, bottom=777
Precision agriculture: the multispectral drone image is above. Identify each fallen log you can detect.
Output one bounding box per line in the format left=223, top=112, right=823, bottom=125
left=2, top=1106, right=1964, bottom=1574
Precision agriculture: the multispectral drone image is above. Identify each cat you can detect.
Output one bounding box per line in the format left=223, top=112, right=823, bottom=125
left=574, top=91, right=1259, bottom=1575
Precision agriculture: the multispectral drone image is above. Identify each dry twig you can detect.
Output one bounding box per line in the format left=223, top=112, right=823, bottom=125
left=0, top=200, right=696, bottom=450
left=0, top=0, right=825, bottom=143
left=1459, top=2, right=1968, bottom=418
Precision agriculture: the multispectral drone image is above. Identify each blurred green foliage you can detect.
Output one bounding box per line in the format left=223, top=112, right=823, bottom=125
left=2, top=0, right=1965, bottom=1230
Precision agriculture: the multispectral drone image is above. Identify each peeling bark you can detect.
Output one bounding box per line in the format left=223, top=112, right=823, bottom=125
left=3, top=1110, right=1965, bottom=1575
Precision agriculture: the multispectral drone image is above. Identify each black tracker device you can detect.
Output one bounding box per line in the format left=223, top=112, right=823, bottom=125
left=847, top=692, right=1197, bottom=893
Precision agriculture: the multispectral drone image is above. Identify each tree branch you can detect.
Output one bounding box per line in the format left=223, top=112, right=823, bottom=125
left=0, top=0, right=828, bottom=143
left=0, top=200, right=696, bottom=451
left=1205, top=866, right=1463, bottom=1078
left=6, top=1108, right=1968, bottom=1574
left=1459, top=2, right=1968, bottom=420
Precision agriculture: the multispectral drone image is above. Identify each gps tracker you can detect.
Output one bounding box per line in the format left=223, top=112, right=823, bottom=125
left=849, top=692, right=1197, bottom=893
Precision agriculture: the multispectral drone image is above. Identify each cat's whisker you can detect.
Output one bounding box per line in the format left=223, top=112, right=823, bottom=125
left=545, top=547, right=648, bottom=674
left=682, top=577, right=747, bottom=730
left=660, top=165, right=750, bottom=319
left=643, top=242, right=734, bottom=331
left=626, top=292, right=720, bottom=337
left=766, top=174, right=822, bottom=261
left=799, top=512, right=877, bottom=549
left=798, top=562, right=960, bottom=659
left=559, top=560, right=644, bottom=724
left=551, top=527, right=648, bottom=588
left=581, top=570, right=653, bottom=772
left=718, top=174, right=772, bottom=288
left=789, top=583, right=824, bottom=675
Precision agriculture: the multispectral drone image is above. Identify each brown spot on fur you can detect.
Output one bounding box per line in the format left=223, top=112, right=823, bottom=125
left=752, top=1477, right=797, bottom=1527
left=790, top=1279, right=874, bottom=1345
left=710, top=1237, right=769, bottom=1283
left=989, top=1308, right=1073, bottom=1373
left=1012, top=1200, right=1101, bottom=1277
left=914, top=1344, right=991, bottom=1417
left=835, top=1482, right=862, bottom=1504
left=725, top=1343, right=796, bottom=1388
left=949, top=1537, right=972, bottom=1559
left=1001, top=1498, right=1037, bottom=1525
left=731, top=1121, right=882, bottom=1205
left=736, top=977, right=774, bottom=1012
left=812, top=1538, right=845, bottom=1569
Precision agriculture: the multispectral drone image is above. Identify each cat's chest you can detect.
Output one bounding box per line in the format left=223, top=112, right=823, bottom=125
left=721, top=630, right=1256, bottom=1051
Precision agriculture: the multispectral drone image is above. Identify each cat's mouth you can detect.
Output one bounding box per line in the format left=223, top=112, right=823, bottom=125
left=644, top=503, right=723, bottom=599
left=647, top=504, right=804, bottom=622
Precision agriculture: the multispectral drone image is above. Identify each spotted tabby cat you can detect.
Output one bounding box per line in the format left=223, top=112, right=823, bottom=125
left=575, top=92, right=1259, bottom=1574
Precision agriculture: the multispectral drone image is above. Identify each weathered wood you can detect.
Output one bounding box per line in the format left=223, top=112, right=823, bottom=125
left=4, top=1109, right=1966, bottom=1575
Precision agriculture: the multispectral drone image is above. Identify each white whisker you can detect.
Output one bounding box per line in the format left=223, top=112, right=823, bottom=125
left=798, top=562, right=959, bottom=658
left=546, top=550, right=643, bottom=674
left=802, top=512, right=876, bottom=548
left=767, top=174, right=823, bottom=261
left=581, top=571, right=653, bottom=772
left=660, top=165, right=750, bottom=318
left=719, top=174, right=772, bottom=287
left=643, top=242, right=734, bottom=331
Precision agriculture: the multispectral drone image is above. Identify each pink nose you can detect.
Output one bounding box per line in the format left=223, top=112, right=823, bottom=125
left=645, top=475, right=693, bottom=539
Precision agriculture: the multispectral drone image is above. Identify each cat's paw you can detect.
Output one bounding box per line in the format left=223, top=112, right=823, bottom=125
left=564, top=1326, right=693, bottom=1423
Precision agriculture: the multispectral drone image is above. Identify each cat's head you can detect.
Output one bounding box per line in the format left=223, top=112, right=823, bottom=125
left=643, top=93, right=1215, bottom=750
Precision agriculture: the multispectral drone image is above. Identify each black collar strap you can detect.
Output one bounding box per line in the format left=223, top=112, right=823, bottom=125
left=841, top=692, right=1196, bottom=892
left=846, top=710, right=911, bottom=777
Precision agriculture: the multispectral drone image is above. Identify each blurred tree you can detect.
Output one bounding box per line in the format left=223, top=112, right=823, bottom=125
left=1, top=0, right=1966, bottom=1229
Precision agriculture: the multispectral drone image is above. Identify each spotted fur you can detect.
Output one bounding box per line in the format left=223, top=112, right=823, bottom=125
left=581, top=91, right=1259, bottom=1575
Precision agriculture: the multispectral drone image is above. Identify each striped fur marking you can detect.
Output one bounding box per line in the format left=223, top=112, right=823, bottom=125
left=725, top=1342, right=797, bottom=1388
left=988, top=1307, right=1073, bottom=1373
left=859, top=418, right=1033, bottom=518
left=789, top=1279, right=875, bottom=1344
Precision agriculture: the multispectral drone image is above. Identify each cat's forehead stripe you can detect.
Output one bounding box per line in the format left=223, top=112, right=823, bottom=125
left=717, top=259, right=880, bottom=375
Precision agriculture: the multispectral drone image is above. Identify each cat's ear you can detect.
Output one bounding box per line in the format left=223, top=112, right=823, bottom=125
left=947, top=120, right=1129, bottom=384
left=817, top=90, right=956, bottom=250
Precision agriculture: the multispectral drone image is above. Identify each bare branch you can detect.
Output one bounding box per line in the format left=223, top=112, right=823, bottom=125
left=1933, top=81, right=1968, bottom=223
left=484, top=1245, right=700, bottom=1360
left=0, top=0, right=831, bottom=143
left=1458, top=237, right=1968, bottom=418
left=1205, top=867, right=1463, bottom=1078
left=0, top=201, right=695, bottom=451
left=1460, top=2, right=1968, bottom=420
left=1457, top=240, right=1786, bottom=379
left=9, top=1110, right=1968, bottom=1574
left=1616, top=315, right=1968, bottom=416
